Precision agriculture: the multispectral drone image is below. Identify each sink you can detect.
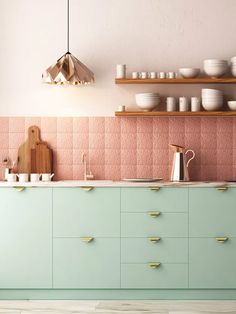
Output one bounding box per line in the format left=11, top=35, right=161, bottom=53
left=55, top=180, right=113, bottom=186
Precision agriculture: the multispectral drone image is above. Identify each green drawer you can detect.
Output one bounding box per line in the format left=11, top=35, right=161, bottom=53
left=189, top=237, right=236, bottom=288
left=189, top=187, right=236, bottom=237
left=121, top=238, right=188, bottom=263
left=53, top=188, right=120, bottom=237
left=121, top=187, right=188, bottom=212
left=121, top=263, right=188, bottom=288
left=53, top=238, right=120, bottom=288
left=121, top=212, right=188, bottom=237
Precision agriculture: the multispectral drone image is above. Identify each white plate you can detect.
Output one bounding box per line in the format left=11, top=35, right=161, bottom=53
left=122, top=178, right=163, bottom=182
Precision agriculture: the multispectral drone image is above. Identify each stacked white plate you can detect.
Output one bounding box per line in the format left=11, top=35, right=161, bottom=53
left=230, top=56, right=236, bottom=77
left=201, top=88, right=223, bottom=111
left=135, top=93, right=160, bottom=111
left=204, top=59, right=228, bottom=78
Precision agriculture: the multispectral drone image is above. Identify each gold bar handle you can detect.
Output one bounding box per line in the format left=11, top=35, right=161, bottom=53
left=13, top=187, right=25, bottom=192
left=80, top=237, right=94, bottom=243
left=148, top=262, right=161, bottom=269
left=147, top=211, right=161, bottom=218
left=81, top=186, right=94, bottom=192
left=148, top=186, right=160, bottom=191
left=148, top=237, right=161, bottom=243
left=216, top=237, right=228, bottom=243
left=216, top=187, right=228, bottom=192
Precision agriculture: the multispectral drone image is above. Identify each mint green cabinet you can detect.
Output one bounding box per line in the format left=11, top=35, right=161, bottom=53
left=121, top=187, right=188, bottom=212
left=53, top=188, right=120, bottom=237
left=53, top=238, right=120, bottom=288
left=0, top=188, right=52, bottom=288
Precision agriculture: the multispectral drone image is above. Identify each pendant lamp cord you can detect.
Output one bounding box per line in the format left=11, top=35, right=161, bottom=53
left=67, top=0, right=70, bottom=52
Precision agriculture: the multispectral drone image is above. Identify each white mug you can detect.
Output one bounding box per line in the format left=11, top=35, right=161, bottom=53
left=7, top=173, right=17, bottom=182
left=168, top=72, right=175, bottom=79
left=132, top=72, right=139, bottom=79
left=149, top=71, right=157, bottom=79
left=17, top=173, right=29, bottom=182
left=191, top=97, right=201, bottom=112
left=116, top=64, right=126, bottom=79
left=41, top=173, right=54, bottom=182
left=140, top=72, right=148, bottom=79
left=166, top=97, right=177, bottom=112
left=30, top=173, right=42, bottom=182
left=159, top=72, right=166, bottom=79
left=179, top=97, right=189, bottom=112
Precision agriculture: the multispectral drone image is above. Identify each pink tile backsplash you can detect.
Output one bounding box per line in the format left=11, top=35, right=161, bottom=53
left=0, top=116, right=236, bottom=181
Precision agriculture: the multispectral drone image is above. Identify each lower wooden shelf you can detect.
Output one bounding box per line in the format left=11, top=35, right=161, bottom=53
left=115, top=111, right=236, bottom=117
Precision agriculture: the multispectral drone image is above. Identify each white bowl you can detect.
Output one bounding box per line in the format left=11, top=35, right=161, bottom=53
left=136, top=93, right=160, bottom=97
left=228, top=101, right=236, bottom=111
left=204, top=59, right=228, bottom=64
left=179, top=68, right=200, bottom=78
left=202, top=102, right=223, bottom=111
left=232, top=68, right=236, bottom=77
left=135, top=94, right=160, bottom=111
left=204, top=65, right=228, bottom=78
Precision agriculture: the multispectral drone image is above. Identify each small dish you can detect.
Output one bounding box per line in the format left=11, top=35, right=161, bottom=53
left=228, top=101, right=236, bottom=111
left=179, top=68, right=200, bottom=78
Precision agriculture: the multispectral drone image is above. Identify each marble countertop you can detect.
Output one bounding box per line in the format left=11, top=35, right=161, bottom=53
left=0, top=180, right=234, bottom=188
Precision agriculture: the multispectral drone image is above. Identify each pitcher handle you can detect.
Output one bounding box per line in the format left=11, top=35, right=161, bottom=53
left=185, top=149, right=195, bottom=167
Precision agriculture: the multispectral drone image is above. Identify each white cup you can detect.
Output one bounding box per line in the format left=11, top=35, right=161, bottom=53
left=30, top=173, right=42, bottom=182
left=7, top=173, right=17, bottom=182
left=41, top=173, right=54, bottom=182
left=17, top=173, right=29, bottom=182
left=116, top=64, right=126, bottom=79
left=191, top=97, right=201, bottom=112
left=140, top=72, right=148, bottom=79
left=132, top=72, right=139, bottom=79
left=149, top=71, right=157, bottom=79
left=118, top=105, right=126, bottom=112
left=179, top=97, right=189, bottom=112
left=159, top=72, right=166, bottom=79
left=168, top=72, right=175, bottom=79
left=166, top=97, right=177, bottom=112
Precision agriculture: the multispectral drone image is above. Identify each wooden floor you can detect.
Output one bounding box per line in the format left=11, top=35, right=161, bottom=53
left=0, top=301, right=235, bottom=314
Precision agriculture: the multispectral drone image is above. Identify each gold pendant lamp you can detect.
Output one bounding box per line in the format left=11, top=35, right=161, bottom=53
left=42, top=0, right=94, bottom=85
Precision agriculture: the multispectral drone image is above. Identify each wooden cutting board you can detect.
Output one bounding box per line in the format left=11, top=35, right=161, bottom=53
left=17, top=126, right=53, bottom=174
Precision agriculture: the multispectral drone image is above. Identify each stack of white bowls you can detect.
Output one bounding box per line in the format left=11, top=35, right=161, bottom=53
left=135, top=93, right=160, bottom=111
left=201, top=89, right=223, bottom=111
left=204, top=59, right=228, bottom=78
left=230, top=56, right=236, bottom=77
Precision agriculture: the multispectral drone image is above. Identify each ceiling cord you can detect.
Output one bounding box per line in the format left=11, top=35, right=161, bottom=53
left=67, top=0, right=70, bottom=52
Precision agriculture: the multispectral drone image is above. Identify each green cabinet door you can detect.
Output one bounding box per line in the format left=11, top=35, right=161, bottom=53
left=53, top=238, right=120, bottom=288
left=53, top=188, right=120, bottom=237
left=189, top=238, right=236, bottom=288
left=121, top=187, right=188, bottom=212
left=0, top=188, right=52, bottom=288
left=189, top=187, right=236, bottom=237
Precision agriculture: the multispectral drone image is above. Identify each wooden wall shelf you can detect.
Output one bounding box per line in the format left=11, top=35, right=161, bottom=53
left=115, top=78, right=236, bottom=84
left=115, top=111, right=236, bottom=117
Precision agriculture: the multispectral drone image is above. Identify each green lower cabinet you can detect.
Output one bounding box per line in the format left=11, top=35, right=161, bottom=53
left=189, top=238, right=236, bottom=288
left=0, top=188, right=52, bottom=288
left=121, top=263, right=188, bottom=288
left=53, top=238, right=120, bottom=288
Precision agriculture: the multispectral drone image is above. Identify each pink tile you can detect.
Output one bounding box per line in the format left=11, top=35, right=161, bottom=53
left=57, top=133, right=73, bottom=149
left=185, top=117, right=201, bottom=133
left=153, top=149, right=169, bottom=165
left=201, top=133, right=217, bottom=149
left=200, top=165, right=217, bottom=181
left=9, top=117, right=25, bottom=133
left=217, top=118, right=233, bottom=133
left=137, top=149, right=153, bottom=165
left=217, top=149, right=233, bottom=165
left=137, top=117, right=153, bottom=133
left=217, top=165, right=233, bottom=181
left=8, top=149, right=18, bottom=164
left=0, top=118, right=9, bottom=133
left=105, top=149, right=121, bottom=165
left=121, top=133, right=137, bottom=149
left=185, top=132, right=201, bottom=150
left=41, top=117, right=57, bottom=133
left=201, top=117, right=217, bottom=133
left=137, top=133, right=153, bottom=149
left=9, top=133, right=25, bottom=149
left=91, top=165, right=105, bottom=180
left=201, top=149, right=217, bottom=165
left=169, top=117, right=185, bottom=133
left=25, top=117, right=41, bottom=130
left=153, top=132, right=169, bottom=149
left=105, top=165, right=121, bottom=180
left=189, top=165, right=202, bottom=181
left=105, top=133, right=121, bottom=149
left=57, top=149, right=73, bottom=165
left=73, top=117, right=89, bottom=133
left=217, top=133, right=233, bottom=149
left=57, top=117, right=73, bottom=133
left=56, top=165, right=73, bottom=180
left=168, top=133, right=185, bottom=147
left=89, top=149, right=105, bottom=165
left=153, top=117, right=169, bottom=132
left=72, top=165, right=84, bottom=180
left=105, top=117, right=121, bottom=133
left=0, top=133, right=9, bottom=149
left=41, top=133, right=57, bottom=149
left=89, top=117, right=105, bottom=133
left=0, top=149, right=9, bottom=163
left=73, top=149, right=89, bottom=165
left=121, top=117, right=137, bottom=133
left=73, top=133, right=89, bottom=149
left=89, top=133, right=105, bottom=149
left=121, top=149, right=137, bottom=165
left=137, top=165, right=153, bottom=178
left=121, top=165, right=137, bottom=179
left=152, top=165, right=169, bottom=180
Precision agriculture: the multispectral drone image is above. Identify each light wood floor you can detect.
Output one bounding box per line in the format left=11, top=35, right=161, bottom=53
left=0, top=301, right=235, bottom=314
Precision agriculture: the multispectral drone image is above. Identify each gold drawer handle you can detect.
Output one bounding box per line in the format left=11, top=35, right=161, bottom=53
left=216, top=237, right=228, bottom=243
left=81, top=186, right=94, bottom=192
left=148, top=237, right=161, bottom=243
left=149, top=262, right=161, bottom=269
left=147, top=211, right=161, bottom=217
left=80, top=237, right=94, bottom=243
left=216, top=187, right=228, bottom=192
left=148, top=186, right=160, bottom=191
left=13, top=187, right=25, bottom=192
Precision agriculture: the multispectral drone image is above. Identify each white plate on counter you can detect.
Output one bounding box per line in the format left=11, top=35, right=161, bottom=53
left=122, top=178, right=163, bottom=182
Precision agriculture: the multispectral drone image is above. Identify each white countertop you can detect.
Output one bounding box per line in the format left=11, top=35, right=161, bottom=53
left=0, top=180, right=235, bottom=188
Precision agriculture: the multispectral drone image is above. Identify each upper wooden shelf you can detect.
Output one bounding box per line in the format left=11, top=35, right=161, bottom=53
left=115, top=78, right=236, bottom=84
left=115, top=111, right=236, bottom=117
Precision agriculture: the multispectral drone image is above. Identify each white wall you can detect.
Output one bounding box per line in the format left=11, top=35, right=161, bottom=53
left=1, top=0, right=236, bottom=116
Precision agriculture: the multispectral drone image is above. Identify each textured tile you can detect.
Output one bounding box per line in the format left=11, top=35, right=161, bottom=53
left=169, top=117, right=185, bottom=133
left=41, top=117, right=57, bottom=133
left=217, top=165, right=233, bottom=180
left=137, top=133, right=153, bottom=149
left=217, top=133, right=233, bottom=149
left=89, top=133, right=105, bottom=149
left=9, top=117, right=25, bottom=133
left=89, top=117, right=105, bottom=133
left=105, top=133, right=121, bottom=149
left=217, top=117, right=233, bottom=133
left=121, top=149, right=137, bottom=165
left=201, top=149, right=217, bottom=165
left=153, top=133, right=169, bottom=149
left=137, top=165, right=153, bottom=178
left=41, top=133, right=57, bottom=149
left=91, top=165, right=105, bottom=179
left=185, top=117, right=201, bottom=133
left=153, top=149, right=169, bottom=165
left=105, top=117, right=121, bottom=133
left=137, top=117, right=153, bottom=133
left=137, top=149, right=153, bottom=165
left=201, top=117, right=217, bottom=133
left=57, top=149, right=73, bottom=165
left=153, top=117, right=169, bottom=132
left=201, top=133, right=217, bottom=149
left=57, top=133, right=73, bottom=149
left=0, top=118, right=9, bottom=133
left=73, top=133, right=89, bottom=149
left=73, top=149, right=89, bottom=165
left=89, top=149, right=105, bottom=165
left=25, top=117, right=41, bottom=130
left=121, top=133, right=137, bottom=149
left=105, top=149, right=121, bottom=165
left=121, top=117, right=137, bottom=133
left=169, top=133, right=185, bottom=147
left=201, top=165, right=217, bottom=181
left=73, top=117, right=89, bottom=133
left=121, top=165, right=137, bottom=178
left=217, top=149, right=233, bottom=165
left=105, top=165, right=121, bottom=180
left=185, top=132, right=201, bottom=150
left=0, top=133, right=9, bottom=149
left=56, top=165, right=73, bottom=180
left=8, top=133, right=24, bottom=149
left=72, top=165, right=84, bottom=180
left=57, top=117, right=73, bottom=133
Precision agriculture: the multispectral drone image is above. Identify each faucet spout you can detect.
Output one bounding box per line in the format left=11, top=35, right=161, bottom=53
left=81, top=152, right=94, bottom=181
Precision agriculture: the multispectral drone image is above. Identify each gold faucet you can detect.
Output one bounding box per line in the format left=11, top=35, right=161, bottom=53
left=82, top=152, right=94, bottom=180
